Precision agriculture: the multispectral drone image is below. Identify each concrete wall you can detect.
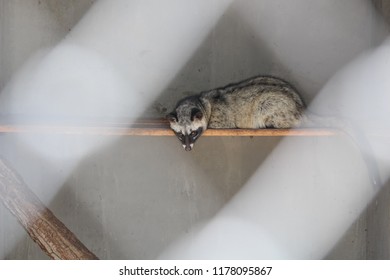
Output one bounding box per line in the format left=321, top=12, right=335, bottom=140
left=0, top=0, right=389, bottom=259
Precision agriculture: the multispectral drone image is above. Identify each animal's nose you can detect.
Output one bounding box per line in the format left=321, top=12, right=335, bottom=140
left=185, top=145, right=192, bottom=151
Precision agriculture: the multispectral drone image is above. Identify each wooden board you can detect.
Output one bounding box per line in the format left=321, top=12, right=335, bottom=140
left=0, top=117, right=340, bottom=137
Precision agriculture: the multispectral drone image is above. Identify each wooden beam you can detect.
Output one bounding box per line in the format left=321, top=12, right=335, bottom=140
left=0, top=118, right=340, bottom=136
left=0, top=158, right=98, bottom=260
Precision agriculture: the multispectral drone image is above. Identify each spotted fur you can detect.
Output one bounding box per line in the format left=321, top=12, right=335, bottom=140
left=167, top=75, right=305, bottom=151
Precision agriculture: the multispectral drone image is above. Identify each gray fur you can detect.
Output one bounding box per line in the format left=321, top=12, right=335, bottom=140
left=167, top=75, right=305, bottom=151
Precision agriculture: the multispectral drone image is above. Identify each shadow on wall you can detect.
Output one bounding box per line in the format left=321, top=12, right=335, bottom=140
left=43, top=0, right=96, bottom=30
left=372, top=0, right=390, bottom=27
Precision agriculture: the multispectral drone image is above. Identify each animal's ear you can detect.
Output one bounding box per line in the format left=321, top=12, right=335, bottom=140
left=166, top=112, right=177, bottom=123
left=191, top=108, right=203, bottom=121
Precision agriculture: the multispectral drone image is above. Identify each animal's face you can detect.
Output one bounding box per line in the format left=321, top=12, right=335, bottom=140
left=167, top=107, right=206, bottom=151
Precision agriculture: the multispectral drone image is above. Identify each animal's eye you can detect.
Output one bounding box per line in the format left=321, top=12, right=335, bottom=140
left=176, top=132, right=184, bottom=139
left=190, top=131, right=198, bottom=137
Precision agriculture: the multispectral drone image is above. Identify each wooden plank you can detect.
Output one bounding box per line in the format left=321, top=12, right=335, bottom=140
left=0, top=117, right=340, bottom=136
left=0, top=124, right=340, bottom=136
